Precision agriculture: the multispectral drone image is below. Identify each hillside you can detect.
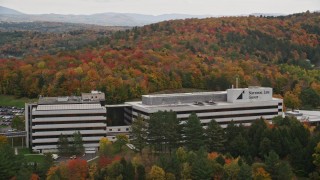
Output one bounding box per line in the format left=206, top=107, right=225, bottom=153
left=0, top=12, right=319, bottom=106
left=0, top=6, right=23, bottom=15
left=0, top=22, right=128, bottom=58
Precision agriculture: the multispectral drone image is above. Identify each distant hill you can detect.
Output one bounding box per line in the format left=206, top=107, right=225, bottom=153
left=0, top=6, right=23, bottom=15
left=0, top=11, right=211, bottom=26
left=0, top=12, right=319, bottom=102
left=0, top=21, right=128, bottom=33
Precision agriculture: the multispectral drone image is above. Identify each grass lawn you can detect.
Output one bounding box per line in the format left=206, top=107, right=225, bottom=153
left=18, top=147, right=31, bottom=155
left=24, top=154, right=46, bottom=164
left=0, top=95, right=37, bottom=108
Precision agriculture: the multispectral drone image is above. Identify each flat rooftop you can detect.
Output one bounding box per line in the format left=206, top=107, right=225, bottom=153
left=286, top=110, right=320, bottom=122
left=126, top=97, right=282, bottom=111
left=38, top=95, right=104, bottom=105
left=142, top=91, right=227, bottom=105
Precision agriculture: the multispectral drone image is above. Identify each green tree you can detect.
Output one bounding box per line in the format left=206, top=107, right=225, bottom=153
left=206, top=119, right=226, bottom=152
left=238, top=162, right=252, bottom=180
left=259, top=137, right=272, bottom=157
left=72, top=131, right=84, bottom=155
left=0, top=144, right=22, bottom=179
left=191, top=148, right=213, bottom=180
left=11, top=116, right=24, bottom=131
left=131, top=115, right=148, bottom=153
left=184, top=112, right=205, bottom=151
left=229, top=133, right=249, bottom=157
left=107, top=161, right=124, bottom=179
left=313, top=142, right=320, bottom=169
left=264, top=150, right=280, bottom=179
left=57, top=134, right=70, bottom=156
left=277, top=161, right=293, bottom=180
left=137, top=164, right=146, bottom=180
left=148, top=111, right=181, bottom=153
left=300, top=88, right=320, bottom=108
left=114, top=134, right=129, bottom=152
left=37, top=153, right=54, bottom=179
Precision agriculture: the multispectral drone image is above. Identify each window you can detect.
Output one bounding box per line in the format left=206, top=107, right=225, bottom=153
left=126, top=128, right=129, bottom=131
left=118, top=128, right=121, bottom=131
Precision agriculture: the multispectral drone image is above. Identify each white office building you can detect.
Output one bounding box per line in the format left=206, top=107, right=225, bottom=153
left=25, top=92, right=107, bottom=153
left=125, top=87, right=283, bottom=128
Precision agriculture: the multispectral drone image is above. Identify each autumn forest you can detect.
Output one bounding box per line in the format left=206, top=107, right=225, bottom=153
left=0, top=12, right=319, bottom=109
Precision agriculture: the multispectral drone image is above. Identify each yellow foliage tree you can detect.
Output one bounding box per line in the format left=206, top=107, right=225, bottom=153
left=46, top=166, right=59, bottom=180
left=313, top=142, right=320, bottom=169
left=0, top=135, right=8, bottom=144
left=147, top=165, right=165, bottom=180
left=284, top=91, right=301, bottom=110
left=99, top=137, right=112, bottom=156
left=253, top=167, right=271, bottom=180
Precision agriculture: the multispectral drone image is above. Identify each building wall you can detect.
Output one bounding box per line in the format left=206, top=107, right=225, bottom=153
left=127, top=100, right=282, bottom=127
left=26, top=103, right=107, bottom=153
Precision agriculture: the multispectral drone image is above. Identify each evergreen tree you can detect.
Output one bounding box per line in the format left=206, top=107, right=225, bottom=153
left=137, top=164, right=146, bottom=180
left=131, top=115, right=147, bottom=153
left=191, top=148, right=213, bottom=180
left=277, top=161, right=294, bottom=180
left=148, top=111, right=181, bottom=152
left=72, top=131, right=84, bottom=156
left=259, top=137, right=272, bottom=158
left=237, top=162, right=252, bottom=180
left=126, top=161, right=135, bottom=180
left=264, top=150, right=280, bottom=179
left=247, top=118, right=268, bottom=157
left=184, top=112, right=205, bottom=151
left=229, top=133, right=249, bottom=157
left=57, top=134, right=69, bottom=156
left=206, top=119, right=226, bottom=152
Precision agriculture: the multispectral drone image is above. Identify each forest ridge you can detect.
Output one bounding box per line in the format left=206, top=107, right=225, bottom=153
left=0, top=12, right=319, bottom=106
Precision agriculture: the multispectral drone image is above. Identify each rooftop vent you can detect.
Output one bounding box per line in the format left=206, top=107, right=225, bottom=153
left=57, top=97, right=69, bottom=102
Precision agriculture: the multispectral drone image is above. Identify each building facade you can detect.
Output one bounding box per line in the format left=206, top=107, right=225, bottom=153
left=25, top=91, right=107, bottom=153
left=25, top=87, right=283, bottom=153
left=125, top=87, right=283, bottom=128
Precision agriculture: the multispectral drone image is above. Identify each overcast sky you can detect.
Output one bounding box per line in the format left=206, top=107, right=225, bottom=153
left=0, top=0, right=319, bottom=15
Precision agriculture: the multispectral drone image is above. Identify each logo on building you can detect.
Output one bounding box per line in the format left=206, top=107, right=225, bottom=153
left=237, top=91, right=245, bottom=100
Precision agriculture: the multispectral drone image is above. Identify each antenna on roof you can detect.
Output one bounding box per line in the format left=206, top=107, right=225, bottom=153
left=235, top=75, right=239, bottom=88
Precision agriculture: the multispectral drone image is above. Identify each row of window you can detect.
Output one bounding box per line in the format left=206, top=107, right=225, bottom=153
left=108, top=128, right=129, bottom=132
left=33, top=113, right=106, bottom=118
left=32, top=140, right=100, bottom=146
left=32, top=127, right=106, bottom=132
left=32, top=120, right=106, bottom=125
left=32, top=134, right=106, bottom=139
left=129, top=105, right=280, bottom=117
left=131, top=111, right=279, bottom=121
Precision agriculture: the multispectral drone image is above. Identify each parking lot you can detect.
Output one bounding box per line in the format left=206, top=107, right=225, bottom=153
left=0, top=106, right=24, bottom=133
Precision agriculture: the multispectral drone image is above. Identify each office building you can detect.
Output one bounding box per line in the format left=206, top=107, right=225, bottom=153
left=25, top=91, right=107, bottom=153
left=125, top=87, right=283, bottom=128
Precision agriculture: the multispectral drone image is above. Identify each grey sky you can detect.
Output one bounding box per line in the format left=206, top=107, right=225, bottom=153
left=0, top=0, right=319, bottom=15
